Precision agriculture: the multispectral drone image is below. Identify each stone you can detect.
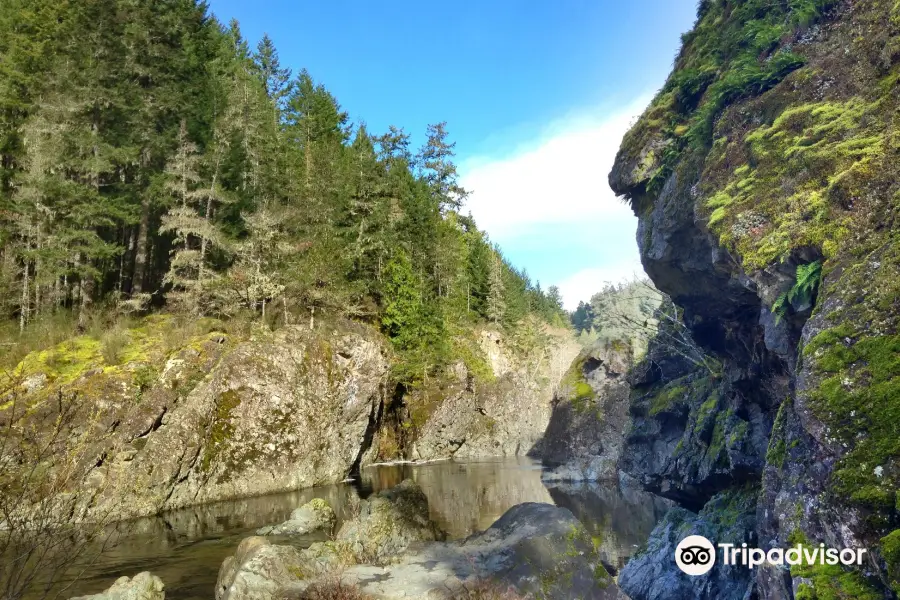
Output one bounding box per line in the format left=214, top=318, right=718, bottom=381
left=256, top=498, right=336, bottom=536
left=217, top=498, right=626, bottom=600
left=70, top=572, right=164, bottom=600
left=537, top=341, right=633, bottom=483
left=335, top=480, right=444, bottom=564
left=618, top=489, right=757, bottom=600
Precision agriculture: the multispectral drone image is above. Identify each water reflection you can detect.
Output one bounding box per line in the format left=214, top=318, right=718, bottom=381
left=546, top=481, right=673, bottom=574
left=360, top=457, right=553, bottom=538
left=50, top=459, right=668, bottom=600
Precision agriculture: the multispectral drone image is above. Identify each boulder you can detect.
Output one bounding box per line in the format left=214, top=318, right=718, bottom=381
left=217, top=496, right=626, bottom=600
left=257, top=498, right=336, bottom=536
left=618, top=488, right=757, bottom=600
left=335, top=480, right=443, bottom=564
left=70, top=572, right=164, bottom=600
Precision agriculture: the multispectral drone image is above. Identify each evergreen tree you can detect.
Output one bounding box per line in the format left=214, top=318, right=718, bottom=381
left=417, top=122, right=468, bottom=212
left=487, top=251, right=505, bottom=324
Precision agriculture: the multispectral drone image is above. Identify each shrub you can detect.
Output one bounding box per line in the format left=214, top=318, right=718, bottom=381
left=101, top=326, right=130, bottom=365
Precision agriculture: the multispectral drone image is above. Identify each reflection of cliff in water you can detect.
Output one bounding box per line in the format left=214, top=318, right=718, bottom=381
left=360, top=457, right=553, bottom=538
left=38, top=459, right=670, bottom=600
left=547, top=479, right=673, bottom=574
left=38, top=483, right=360, bottom=600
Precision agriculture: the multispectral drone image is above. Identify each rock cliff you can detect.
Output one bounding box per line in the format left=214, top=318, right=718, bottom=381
left=7, top=317, right=390, bottom=522
left=5, top=316, right=576, bottom=523
left=610, top=1, right=900, bottom=598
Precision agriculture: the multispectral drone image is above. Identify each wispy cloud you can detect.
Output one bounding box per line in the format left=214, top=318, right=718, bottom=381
left=459, top=95, right=652, bottom=310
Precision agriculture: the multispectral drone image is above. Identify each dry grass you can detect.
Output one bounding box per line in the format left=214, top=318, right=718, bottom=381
left=296, top=578, right=373, bottom=600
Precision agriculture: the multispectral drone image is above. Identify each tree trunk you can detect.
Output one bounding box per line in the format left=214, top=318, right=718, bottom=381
left=19, top=258, right=29, bottom=334
left=132, top=197, right=150, bottom=294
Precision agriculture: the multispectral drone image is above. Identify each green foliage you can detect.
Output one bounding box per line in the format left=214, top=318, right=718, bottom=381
left=569, top=279, right=662, bottom=356
left=788, top=531, right=882, bottom=600
left=773, top=261, right=822, bottom=319
left=0, top=0, right=566, bottom=389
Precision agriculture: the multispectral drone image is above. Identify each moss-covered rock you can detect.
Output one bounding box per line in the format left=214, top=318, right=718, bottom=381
left=610, top=0, right=900, bottom=596
left=5, top=315, right=391, bottom=522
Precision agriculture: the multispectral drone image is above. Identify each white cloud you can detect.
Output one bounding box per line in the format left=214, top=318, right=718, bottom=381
left=460, top=96, right=651, bottom=239
left=459, top=95, right=653, bottom=310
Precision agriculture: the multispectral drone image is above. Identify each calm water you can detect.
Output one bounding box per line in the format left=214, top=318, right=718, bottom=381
left=55, top=458, right=670, bottom=600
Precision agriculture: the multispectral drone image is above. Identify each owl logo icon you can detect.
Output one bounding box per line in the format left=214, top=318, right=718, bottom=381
left=675, top=535, right=716, bottom=576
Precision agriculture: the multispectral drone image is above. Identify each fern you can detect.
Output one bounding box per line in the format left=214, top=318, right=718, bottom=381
left=772, top=260, right=822, bottom=321
left=789, top=260, right=822, bottom=305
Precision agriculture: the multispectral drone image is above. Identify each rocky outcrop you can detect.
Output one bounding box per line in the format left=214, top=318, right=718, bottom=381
left=397, top=328, right=579, bottom=461
left=546, top=476, right=674, bottom=574
left=218, top=493, right=624, bottom=600
left=10, top=317, right=390, bottom=522
left=618, top=488, right=758, bottom=600
left=537, top=340, right=633, bottom=482
left=617, top=321, right=775, bottom=511
left=608, top=0, right=900, bottom=597
left=256, top=498, right=336, bottom=537
left=70, top=572, right=165, bottom=600
left=333, top=479, right=445, bottom=564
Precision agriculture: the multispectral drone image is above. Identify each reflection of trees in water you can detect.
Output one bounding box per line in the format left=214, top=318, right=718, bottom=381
left=547, top=481, right=672, bottom=573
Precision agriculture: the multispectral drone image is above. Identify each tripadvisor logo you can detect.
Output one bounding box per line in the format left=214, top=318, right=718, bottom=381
left=674, top=535, right=869, bottom=576
left=675, top=535, right=716, bottom=576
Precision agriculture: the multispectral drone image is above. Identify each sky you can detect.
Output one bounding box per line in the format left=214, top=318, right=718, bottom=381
left=207, top=0, right=699, bottom=309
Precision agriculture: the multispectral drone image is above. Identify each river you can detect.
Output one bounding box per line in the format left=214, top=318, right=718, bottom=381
left=55, top=458, right=670, bottom=600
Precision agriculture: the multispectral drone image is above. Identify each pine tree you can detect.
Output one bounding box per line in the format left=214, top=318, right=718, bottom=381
left=487, top=251, right=505, bottom=324
left=417, top=122, right=468, bottom=212
left=159, top=122, right=225, bottom=314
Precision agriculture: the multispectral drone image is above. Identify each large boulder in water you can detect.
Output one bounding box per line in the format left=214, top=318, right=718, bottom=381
left=70, top=572, right=165, bottom=600
left=256, top=498, right=336, bottom=536
left=217, top=487, right=626, bottom=600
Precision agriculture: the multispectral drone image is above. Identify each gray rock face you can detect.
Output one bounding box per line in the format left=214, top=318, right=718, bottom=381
left=618, top=489, right=758, bottom=600
left=256, top=498, right=336, bottom=536
left=537, top=342, right=633, bottom=483
left=407, top=329, right=580, bottom=461
left=616, top=322, right=778, bottom=512
left=71, top=572, right=165, bottom=600
left=218, top=499, right=625, bottom=600
left=25, top=320, right=391, bottom=523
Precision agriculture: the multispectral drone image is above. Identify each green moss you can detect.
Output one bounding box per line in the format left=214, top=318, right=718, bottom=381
left=803, top=261, right=900, bottom=512
left=201, top=389, right=243, bottom=473
left=766, top=398, right=790, bottom=469
left=881, top=529, right=900, bottom=593
left=619, top=0, right=837, bottom=207
left=703, top=98, right=885, bottom=270
left=789, top=531, right=882, bottom=600
left=17, top=336, right=103, bottom=385
left=648, top=381, right=688, bottom=416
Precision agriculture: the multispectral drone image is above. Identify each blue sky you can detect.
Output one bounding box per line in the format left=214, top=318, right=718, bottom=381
left=208, top=0, right=698, bottom=308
